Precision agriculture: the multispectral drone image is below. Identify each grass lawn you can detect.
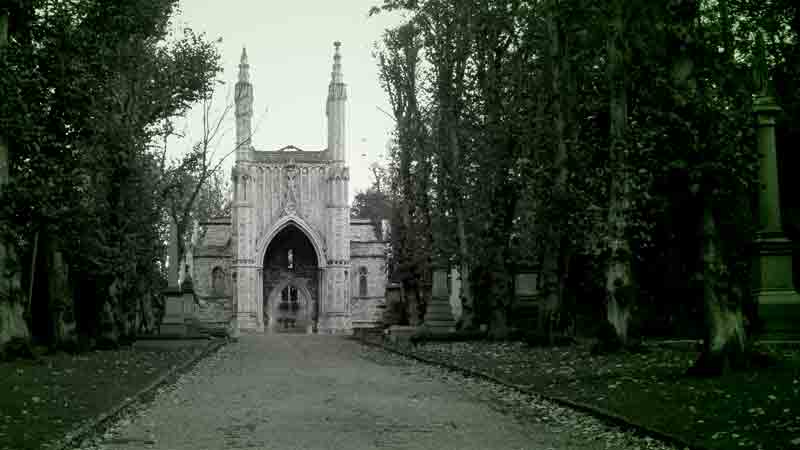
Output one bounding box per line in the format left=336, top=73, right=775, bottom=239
left=0, top=341, right=211, bottom=450
left=388, top=339, right=800, bottom=450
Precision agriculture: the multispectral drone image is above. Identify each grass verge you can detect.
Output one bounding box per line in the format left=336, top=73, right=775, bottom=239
left=362, top=335, right=800, bottom=450
left=0, top=339, right=219, bottom=450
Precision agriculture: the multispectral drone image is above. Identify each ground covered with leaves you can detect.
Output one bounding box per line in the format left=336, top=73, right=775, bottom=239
left=373, top=338, right=800, bottom=450
left=0, top=341, right=212, bottom=450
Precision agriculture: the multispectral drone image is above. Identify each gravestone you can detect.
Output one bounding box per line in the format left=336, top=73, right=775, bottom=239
left=422, top=268, right=456, bottom=334
left=381, top=282, right=404, bottom=325
left=383, top=282, right=419, bottom=343
left=510, top=266, right=541, bottom=332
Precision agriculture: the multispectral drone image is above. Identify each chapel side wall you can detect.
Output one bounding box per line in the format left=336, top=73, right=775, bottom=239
left=194, top=258, right=233, bottom=298
left=350, top=239, right=387, bottom=327
left=194, top=256, right=234, bottom=324
left=191, top=221, right=233, bottom=326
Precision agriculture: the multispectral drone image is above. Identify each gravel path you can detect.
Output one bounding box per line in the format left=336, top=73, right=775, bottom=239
left=77, top=335, right=678, bottom=450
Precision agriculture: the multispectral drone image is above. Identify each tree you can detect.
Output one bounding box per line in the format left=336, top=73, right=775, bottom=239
left=160, top=90, right=241, bottom=281
left=0, top=7, right=29, bottom=347
left=603, top=0, right=635, bottom=346
left=370, top=0, right=794, bottom=367
left=375, top=19, right=434, bottom=323
left=352, top=163, right=392, bottom=231
left=0, top=0, right=221, bottom=347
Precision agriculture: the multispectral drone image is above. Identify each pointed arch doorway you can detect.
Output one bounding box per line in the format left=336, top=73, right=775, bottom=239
left=262, top=224, right=320, bottom=333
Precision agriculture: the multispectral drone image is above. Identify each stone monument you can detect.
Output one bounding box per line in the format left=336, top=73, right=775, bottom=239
left=159, top=218, right=196, bottom=336
left=511, top=265, right=541, bottom=331
left=751, top=30, right=800, bottom=339
left=422, top=267, right=456, bottom=334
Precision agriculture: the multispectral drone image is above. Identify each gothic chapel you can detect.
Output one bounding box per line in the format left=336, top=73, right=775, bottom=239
left=190, top=43, right=388, bottom=334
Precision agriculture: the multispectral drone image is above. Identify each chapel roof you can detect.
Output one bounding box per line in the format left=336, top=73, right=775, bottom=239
left=251, top=146, right=332, bottom=163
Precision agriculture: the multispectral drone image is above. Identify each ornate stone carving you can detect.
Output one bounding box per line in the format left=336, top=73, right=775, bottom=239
left=283, top=165, right=298, bottom=215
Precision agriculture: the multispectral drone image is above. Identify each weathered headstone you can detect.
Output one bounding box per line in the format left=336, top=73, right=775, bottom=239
left=378, top=282, right=400, bottom=325
left=510, top=267, right=541, bottom=331
left=423, top=267, right=456, bottom=334
left=516, top=273, right=538, bottom=297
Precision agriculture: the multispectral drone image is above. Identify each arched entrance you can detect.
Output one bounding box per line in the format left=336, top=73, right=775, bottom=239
left=262, top=224, right=319, bottom=333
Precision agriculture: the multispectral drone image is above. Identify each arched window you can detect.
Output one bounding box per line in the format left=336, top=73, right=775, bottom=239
left=211, top=267, right=225, bottom=296
left=358, top=267, right=368, bottom=297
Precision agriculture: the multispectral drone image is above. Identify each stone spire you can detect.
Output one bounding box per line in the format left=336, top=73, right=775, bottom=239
left=238, top=46, right=250, bottom=83
left=235, top=46, right=253, bottom=159
left=330, top=41, right=343, bottom=84
left=326, top=41, right=347, bottom=162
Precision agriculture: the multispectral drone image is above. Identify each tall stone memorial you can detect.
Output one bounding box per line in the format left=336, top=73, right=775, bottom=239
left=160, top=218, right=196, bottom=336
left=751, top=31, right=800, bottom=338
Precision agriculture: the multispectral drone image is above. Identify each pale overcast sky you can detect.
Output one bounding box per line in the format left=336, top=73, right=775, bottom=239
left=168, top=0, right=405, bottom=202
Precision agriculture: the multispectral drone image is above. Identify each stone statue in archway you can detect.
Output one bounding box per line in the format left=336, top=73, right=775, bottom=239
left=283, top=166, right=298, bottom=215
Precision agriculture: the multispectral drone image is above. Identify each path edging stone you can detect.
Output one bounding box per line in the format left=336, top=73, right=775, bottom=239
left=358, top=336, right=704, bottom=450
left=47, top=338, right=228, bottom=450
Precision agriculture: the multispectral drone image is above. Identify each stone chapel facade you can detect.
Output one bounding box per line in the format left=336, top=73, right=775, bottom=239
left=190, top=43, right=388, bottom=334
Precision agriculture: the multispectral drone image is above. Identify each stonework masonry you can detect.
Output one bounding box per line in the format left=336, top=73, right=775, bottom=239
left=191, top=43, right=387, bottom=335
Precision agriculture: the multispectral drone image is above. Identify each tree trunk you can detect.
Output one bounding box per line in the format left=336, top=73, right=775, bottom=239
left=449, top=75, right=472, bottom=329
left=458, top=261, right=477, bottom=328
left=486, top=178, right=519, bottom=340
left=604, top=0, right=634, bottom=346
left=29, top=232, right=63, bottom=346
left=26, top=231, right=38, bottom=318
left=557, top=241, right=573, bottom=334
left=539, top=1, right=573, bottom=342
left=0, top=12, right=29, bottom=347
left=689, top=203, right=747, bottom=376
left=488, top=270, right=511, bottom=340
left=455, top=209, right=477, bottom=329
